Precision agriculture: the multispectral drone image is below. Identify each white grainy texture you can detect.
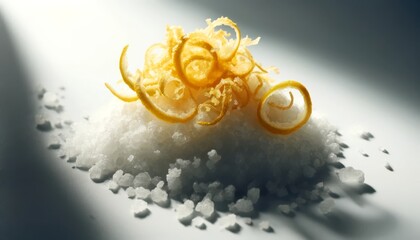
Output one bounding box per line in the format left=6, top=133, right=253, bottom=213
left=319, top=198, right=335, bottom=214
left=337, top=167, right=365, bottom=184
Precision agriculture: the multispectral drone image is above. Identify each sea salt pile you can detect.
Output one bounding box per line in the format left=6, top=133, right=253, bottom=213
left=34, top=86, right=393, bottom=233
left=60, top=99, right=345, bottom=227
left=66, top=100, right=340, bottom=192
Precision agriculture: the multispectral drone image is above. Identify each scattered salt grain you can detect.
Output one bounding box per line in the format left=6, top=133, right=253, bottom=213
left=385, top=163, right=394, bottom=172
left=195, top=198, right=215, bottom=219
left=319, top=198, right=335, bottom=214
left=175, top=200, right=195, bottom=222
left=35, top=115, right=52, bottom=131
left=47, top=136, right=61, bottom=150
left=218, top=214, right=237, bottom=230
left=108, top=181, right=120, bottom=193
left=247, top=188, right=260, bottom=204
left=380, top=148, right=390, bottom=154
left=131, top=199, right=149, bottom=218
left=361, top=152, right=369, bottom=157
left=135, top=187, right=151, bottom=200
left=259, top=221, right=272, bottom=232
left=133, top=172, right=152, bottom=188
left=192, top=217, right=206, bottom=229
left=43, top=92, right=62, bottom=112
left=126, top=187, right=136, bottom=198
left=337, top=167, right=365, bottom=184
left=360, top=131, right=374, bottom=141
left=278, top=204, right=292, bottom=215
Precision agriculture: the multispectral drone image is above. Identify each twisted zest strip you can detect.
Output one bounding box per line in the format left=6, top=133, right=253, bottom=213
left=105, top=17, right=312, bottom=135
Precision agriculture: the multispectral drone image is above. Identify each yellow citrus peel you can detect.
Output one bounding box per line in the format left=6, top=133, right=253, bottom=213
left=105, top=17, right=312, bottom=134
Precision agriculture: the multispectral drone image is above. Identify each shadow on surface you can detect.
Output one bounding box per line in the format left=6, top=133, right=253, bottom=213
left=0, top=10, right=102, bottom=240
left=183, top=0, right=420, bottom=110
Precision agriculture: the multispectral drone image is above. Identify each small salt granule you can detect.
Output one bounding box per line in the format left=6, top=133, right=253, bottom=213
left=35, top=115, right=52, bottom=131
left=43, top=92, right=62, bottom=112
left=195, top=198, right=215, bottom=219
left=243, top=217, right=253, bottom=225
left=151, top=185, right=168, bottom=206
left=175, top=200, right=195, bottom=222
left=131, top=199, right=149, bottom=218
left=192, top=217, right=206, bottom=229
left=380, top=147, right=390, bottom=154
left=47, top=136, right=61, bottom=150
left=207, top=149, right=221, bottom=162
left=259, top=221, right=272, bottom=232
left=218, top=214, right=237, bottom=230
left=385, top=163, right=394, bottom=172
left=337, top=167, right=365, bottom=184
left=319, top=198, right=335, bottom=214
left=278, top=204, right=292, bottom=215
left=360, top=131, right=374, bottom=141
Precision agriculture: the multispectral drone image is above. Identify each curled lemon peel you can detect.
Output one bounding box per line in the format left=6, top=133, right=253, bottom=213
left=105, top=17, right=312, bottom=134
left=257, top=81, right=312, bottom=135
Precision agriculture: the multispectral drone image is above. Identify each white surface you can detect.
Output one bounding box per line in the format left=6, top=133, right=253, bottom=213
left=2, top=1, right=420, bottom=239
